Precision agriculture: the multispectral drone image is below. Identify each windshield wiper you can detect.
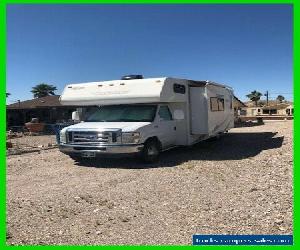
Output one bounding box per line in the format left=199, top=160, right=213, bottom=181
left=118, top=119, right=140, bottom=122
left=85, top=120, right=107, bottom=122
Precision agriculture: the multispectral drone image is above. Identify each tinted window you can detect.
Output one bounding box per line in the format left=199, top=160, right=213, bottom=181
left=210, top=97, right=225, bottom=112
left=159, top=106, right=172, bottom=121
left=85, top=105, right=157, bottom=122
left=263, top=109, right=277, bottom=115
left=210, top=97, right=219, bottom=111
left=218, top=98, right=224, bottom=111
left=173, top=84, right=186, bottom=94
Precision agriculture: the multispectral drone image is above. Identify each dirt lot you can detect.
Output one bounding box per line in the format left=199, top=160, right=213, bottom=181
left=6, top=120, right=293, bottom=245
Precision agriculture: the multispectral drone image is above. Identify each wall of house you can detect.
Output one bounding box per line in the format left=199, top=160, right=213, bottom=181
left=241, top=107, right=262, bottom=116
left=233, top=100, right=246, bottom=117
left=240, top=106, right=294, bottom=116
left=6, top=107, right=77, bottom=128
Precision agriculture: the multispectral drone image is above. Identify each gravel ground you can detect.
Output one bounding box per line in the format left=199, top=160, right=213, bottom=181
left=8, top=135, right=57, bottom=148
left=7, top=135, right=57, bottom=156
left=6, top=120, right=293, bottom=245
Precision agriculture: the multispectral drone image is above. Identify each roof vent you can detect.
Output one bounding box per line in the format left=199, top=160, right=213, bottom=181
left=121, top=74, right=143, bottom=80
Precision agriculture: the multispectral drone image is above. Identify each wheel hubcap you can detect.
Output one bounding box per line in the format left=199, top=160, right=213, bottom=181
left=147, top=145, right=158, bottom=156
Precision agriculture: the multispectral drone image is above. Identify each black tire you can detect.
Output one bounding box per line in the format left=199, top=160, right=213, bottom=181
left=141, top=139, right=160, bottom=163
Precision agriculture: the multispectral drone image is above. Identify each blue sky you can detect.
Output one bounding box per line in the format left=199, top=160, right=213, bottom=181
left=6, top=4, right=293, bottom=103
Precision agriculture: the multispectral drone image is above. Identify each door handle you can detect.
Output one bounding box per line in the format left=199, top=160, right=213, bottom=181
left=154, top=125, right=158, bottom=128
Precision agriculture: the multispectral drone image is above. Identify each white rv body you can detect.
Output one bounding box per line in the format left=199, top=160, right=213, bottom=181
left=59, top=77, right=234, bottom=161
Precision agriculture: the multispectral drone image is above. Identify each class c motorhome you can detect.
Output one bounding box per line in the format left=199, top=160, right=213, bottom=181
left=59, top=76, right=234, bottom=162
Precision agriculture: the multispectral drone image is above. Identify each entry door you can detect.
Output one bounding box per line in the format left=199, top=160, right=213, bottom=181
left=157, top=105, right=177, bottom=148
left=189, top=87, right=208, bottom=134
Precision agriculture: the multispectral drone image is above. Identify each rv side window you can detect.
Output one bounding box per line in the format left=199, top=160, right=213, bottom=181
left=210, top=97, right=225, bottom=112
left=210, top=97, right=219, bottom=111
left=173, top=84, right=186, bottom=94
left=158, top=106, right=173, bottom=121
left=218, top=98, right=224, bottom=111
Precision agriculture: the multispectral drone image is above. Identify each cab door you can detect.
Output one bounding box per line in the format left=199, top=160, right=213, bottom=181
left=156, top=105, right=177, bottom=148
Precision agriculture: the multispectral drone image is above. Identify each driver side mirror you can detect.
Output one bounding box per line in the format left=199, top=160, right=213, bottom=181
left=173, top=109, right=185, bottom=120
left=72, top=111, right=80, bottom=122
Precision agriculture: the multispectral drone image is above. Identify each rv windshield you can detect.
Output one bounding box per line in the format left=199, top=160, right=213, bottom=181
left=84, top=105, right=157, bottom=122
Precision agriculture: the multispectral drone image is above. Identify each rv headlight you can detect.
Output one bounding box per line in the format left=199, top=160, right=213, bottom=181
left=122, top=132, right=140, bottom=144
left=59, top=130, right=67, bottom=144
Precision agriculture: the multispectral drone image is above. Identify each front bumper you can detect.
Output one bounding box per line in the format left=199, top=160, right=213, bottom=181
left=59, top=143, right=144, bottom=155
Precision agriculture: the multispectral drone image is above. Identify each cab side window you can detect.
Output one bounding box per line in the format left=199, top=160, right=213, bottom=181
left=158, top=106, right=172, bottom=121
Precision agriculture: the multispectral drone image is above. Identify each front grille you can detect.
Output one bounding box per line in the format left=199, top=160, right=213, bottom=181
left=67, top=130, right=120, bottom=144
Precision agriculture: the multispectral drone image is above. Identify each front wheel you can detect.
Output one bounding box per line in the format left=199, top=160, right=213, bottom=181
left=141, top=139, right=160, bottom=163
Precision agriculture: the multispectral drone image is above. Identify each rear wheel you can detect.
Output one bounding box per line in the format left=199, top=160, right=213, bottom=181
left=141, top=139, right=160, bottom=163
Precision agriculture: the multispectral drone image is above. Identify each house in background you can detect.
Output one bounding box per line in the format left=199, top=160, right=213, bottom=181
left=284, top=104, right=294, bottom=116
left=233, top=96, right=247, bottom=117
left=6, top=95, right=79, bottom=128
left=240, top=101, right=293, bottom=118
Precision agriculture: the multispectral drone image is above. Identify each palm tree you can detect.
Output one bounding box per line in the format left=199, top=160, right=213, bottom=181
left=246, top=90, right=262, bottom=106
left=276, top=95, right=285, bottom=103
left=6, top=92, right=11, bottom=98
left=31, top=83, right=57, bottom=98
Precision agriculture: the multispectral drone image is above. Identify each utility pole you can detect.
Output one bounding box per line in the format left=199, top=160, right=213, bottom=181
left=264, top=91, right=269, bottom=106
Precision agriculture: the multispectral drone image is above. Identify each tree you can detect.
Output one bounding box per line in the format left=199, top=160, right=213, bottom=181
left=276, top=95, right=285, bottom=103
left=257, top=100, right=266, bottom=107
left=6, top=92, right=11, bottom=98
left=31, top=83, right=57, bottom=98
left=246, top=90, right=262, bottom=106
